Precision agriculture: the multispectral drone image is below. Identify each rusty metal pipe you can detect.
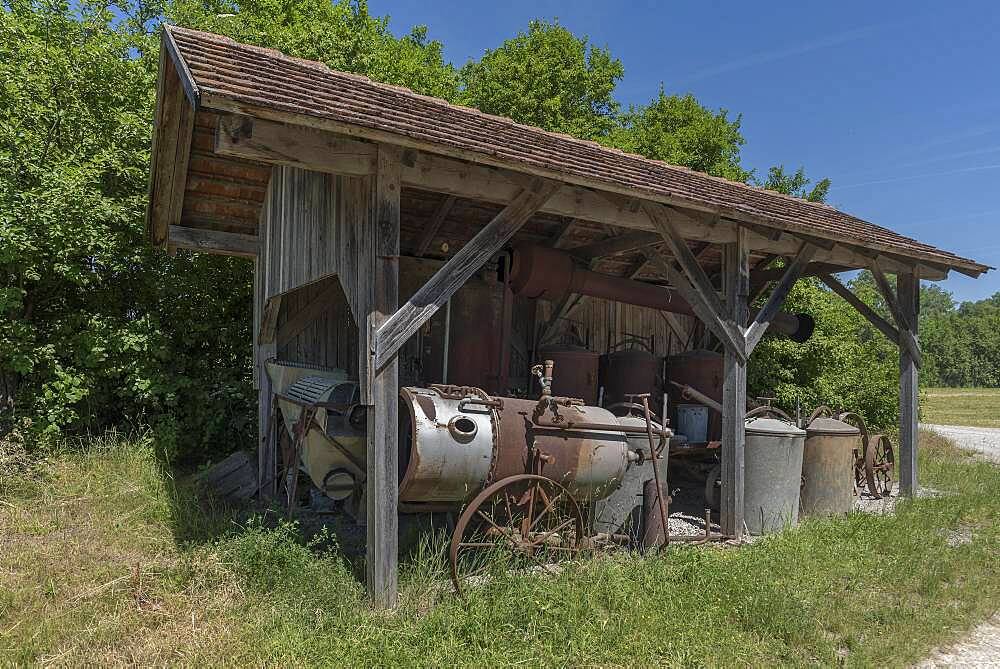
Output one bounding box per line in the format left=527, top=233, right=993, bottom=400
left=669, top=381, right=723, bottom=415
left=510, top=244, right=814, bottom=342
left=641, top=394, right=669, bottom=548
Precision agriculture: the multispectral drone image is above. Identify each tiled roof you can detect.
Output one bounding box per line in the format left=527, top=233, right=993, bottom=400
left=164, top=25, right=989, bottom=276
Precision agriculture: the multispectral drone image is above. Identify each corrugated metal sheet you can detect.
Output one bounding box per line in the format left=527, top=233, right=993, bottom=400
left=163, top=25, right=988, bottom=276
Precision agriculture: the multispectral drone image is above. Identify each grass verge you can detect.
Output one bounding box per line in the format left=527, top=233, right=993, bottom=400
left=923, top=387, right=1000, bottom=428
left=1, top=430, right=998, bottom=666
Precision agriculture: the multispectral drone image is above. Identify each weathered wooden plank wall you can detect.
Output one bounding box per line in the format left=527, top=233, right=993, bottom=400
left=535, top=297, right=696, bottom=358
left=254, top=165, right=367, bottom=497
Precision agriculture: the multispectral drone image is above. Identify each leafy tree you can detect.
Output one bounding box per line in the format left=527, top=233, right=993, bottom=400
left=921, top=290, right=1000, bottom=387
left=0, top=0, right=257, bottom=461
left=458, top=19, right=623, bottom=140
left=756, top=165, right=830, bottom=203
left=749, top=275, right=900, bottom=429
left=609, top=90, right=749, bottom=181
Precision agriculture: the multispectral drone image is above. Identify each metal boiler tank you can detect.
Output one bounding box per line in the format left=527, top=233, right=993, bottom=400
left=744, top=415, right=806, bottom=535
left=599, top=346, right=660, bottom=408
left=801, top=415, right=861, bottom=516
left=398, top=385, right=632, bottom=504
left=537, top=347, right=600, bottom=405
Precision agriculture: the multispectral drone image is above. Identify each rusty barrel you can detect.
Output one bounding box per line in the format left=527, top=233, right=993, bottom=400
left=538, top=347, right=600, bottom=405
left=801, top=416, right=860, bottom=516
left=599, top=348, right=659, bottom=407
left=744, top=416, right=806, bottom=535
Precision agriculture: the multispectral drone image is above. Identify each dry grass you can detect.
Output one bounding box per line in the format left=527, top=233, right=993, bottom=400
left=1, top=429, right=999, bottom=666
left=923, top=387, right=1000, bottom=428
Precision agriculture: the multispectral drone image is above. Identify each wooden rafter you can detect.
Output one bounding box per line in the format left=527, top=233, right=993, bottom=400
left=568, top=230, right=659, bottom=260
left=414, top=194, right=456, bottom=256
left=545, top=218, right=576, bottom=248
left=210, top=115, right=954, bottom=278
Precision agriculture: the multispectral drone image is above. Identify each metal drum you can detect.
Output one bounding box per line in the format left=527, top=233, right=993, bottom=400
left=599, top=348, right=659, bottom=407
left=801, top=416, right=860, bottom=516
left=744, top=416, right=806, bottom=535
left=538, top=347, right=600, bottom=404
left=398, top=386, right=498, bottom=503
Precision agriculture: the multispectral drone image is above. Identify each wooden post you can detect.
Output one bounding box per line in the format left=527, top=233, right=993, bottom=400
left=898, top=270, right=920, bottom=495
left=721, top=226, right=749, bottom=537
left=364, top=145, right=402, bottom=608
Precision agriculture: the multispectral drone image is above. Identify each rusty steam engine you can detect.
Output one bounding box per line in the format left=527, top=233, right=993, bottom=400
left=267, top=357, right=680, bottom=591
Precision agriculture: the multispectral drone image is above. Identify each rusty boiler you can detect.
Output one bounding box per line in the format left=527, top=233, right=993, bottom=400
left=537, top=346, right=600, bottom=405
left=800, top=413, right=861, bottom=517
left=599, top=345, right=661, bottom=408
left=398, top=384, right=637, bottom=504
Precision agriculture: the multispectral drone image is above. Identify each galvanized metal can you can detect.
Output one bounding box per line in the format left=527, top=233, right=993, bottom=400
left=801, top=416, right=860, bottom=517
left=744, top=416, right=806, bottom=535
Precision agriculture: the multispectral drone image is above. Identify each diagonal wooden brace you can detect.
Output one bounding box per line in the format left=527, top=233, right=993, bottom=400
left=745, top=242, right=817, bottom=355
left=869, top=259, right=923, bottom=369
left=374, top=178, right=560, bottom=370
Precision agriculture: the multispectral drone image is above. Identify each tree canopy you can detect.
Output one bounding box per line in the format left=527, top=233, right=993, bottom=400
left=458, top=19, right=623, bottom=141
left=2, top=0, right=990, bottom=462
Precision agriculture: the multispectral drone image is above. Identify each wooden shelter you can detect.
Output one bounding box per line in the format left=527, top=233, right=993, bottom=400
left=146, top=26, right=989, bottom=607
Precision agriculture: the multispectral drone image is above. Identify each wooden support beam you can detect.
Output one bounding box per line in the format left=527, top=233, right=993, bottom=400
left=870, top=258, right=923, bottom=368
left=209, top=115, right=961, bottom=278
left=721, top=226, right=749, bottom=538
left=744, top=243, right=817, bottom=355
left=819, top=273, right=900, bottom=343
left=147, top=43, right=195, bottom=248
left=643, top=202, right=746, bottom=361
left=365, top=144, right=402, bottom=608
left=374, top=178, right=559, bottom=370
left=414, top=195, right=456, bottom=256
left=258, top=295, right=282, bottom=345
left=216, top=114, right=376, bottom=176
left=898, top=271, right=920, bottom=496
left=640, top=247, right=744, bottom=362
left=168, top=225, right=259, bottom=257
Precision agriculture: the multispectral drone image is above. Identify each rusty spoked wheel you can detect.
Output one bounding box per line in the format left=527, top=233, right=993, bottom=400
left=864, top=434, right=895, bottom=499
left=834, top=411, right=871, bottom=496
left=449, top=474, right=585, bottom=595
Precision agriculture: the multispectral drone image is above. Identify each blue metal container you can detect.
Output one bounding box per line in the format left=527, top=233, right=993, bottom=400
left=677, top=403, right=710, bottom=443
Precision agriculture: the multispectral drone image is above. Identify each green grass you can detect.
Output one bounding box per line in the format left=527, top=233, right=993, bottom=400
left=1, top=430, right=998, bottom=666
left=923, top=387, right=1000, bottom=428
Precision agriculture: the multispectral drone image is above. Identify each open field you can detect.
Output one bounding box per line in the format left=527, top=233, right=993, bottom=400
left=2, top=431, right=999, bottom=666
left=923, top=387, right=1000, bottom=428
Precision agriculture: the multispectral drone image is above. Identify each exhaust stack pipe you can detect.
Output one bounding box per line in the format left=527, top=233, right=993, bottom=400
left=508, top=244, right=814, bottom=343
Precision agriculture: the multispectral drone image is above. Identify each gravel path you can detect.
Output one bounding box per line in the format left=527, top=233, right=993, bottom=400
left=916, top=424, right=1000, bottom=666
left=917, top=615, right=1000, bottom=668
left=921, top=424, right=1000, bottom=463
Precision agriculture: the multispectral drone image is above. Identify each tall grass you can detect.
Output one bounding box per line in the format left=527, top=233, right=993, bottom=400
left=1, top=430, right=997, bottom=666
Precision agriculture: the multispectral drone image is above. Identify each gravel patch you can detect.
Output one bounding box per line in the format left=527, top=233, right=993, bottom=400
left=922, top=424, right=1000, bottom=463
left=916, top=615, right=1000, bottom=668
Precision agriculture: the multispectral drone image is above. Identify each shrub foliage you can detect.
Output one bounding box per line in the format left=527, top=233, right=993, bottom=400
left=1, top=0, right=994, bottom=462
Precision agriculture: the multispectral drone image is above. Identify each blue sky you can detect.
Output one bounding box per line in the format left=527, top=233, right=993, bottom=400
left=372, top=0, right=999, bottom=302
